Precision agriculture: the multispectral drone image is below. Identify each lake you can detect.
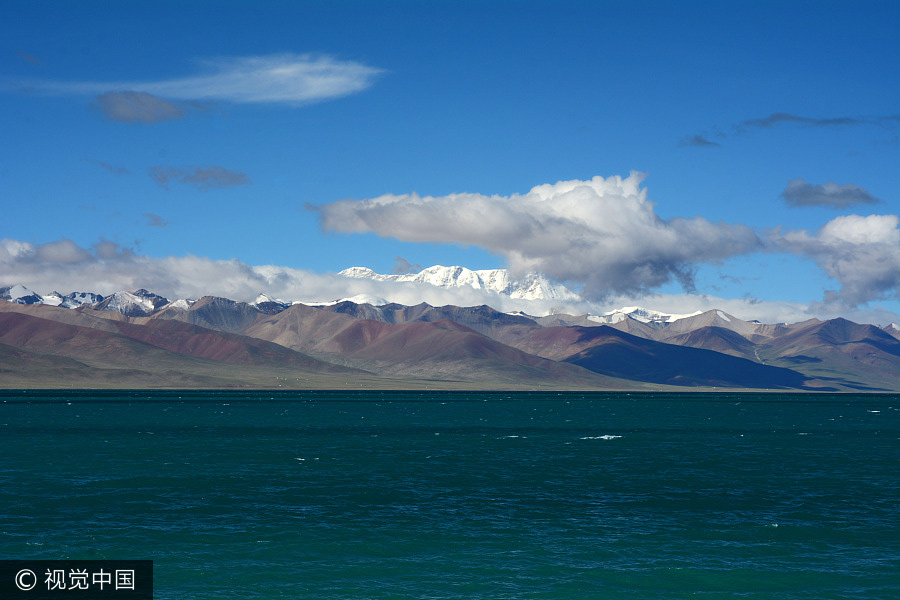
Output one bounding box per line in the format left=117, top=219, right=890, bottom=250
left=1, top=390, right=897, bottom=599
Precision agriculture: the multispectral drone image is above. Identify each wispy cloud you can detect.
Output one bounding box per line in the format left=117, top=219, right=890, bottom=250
left=94, top=91, right=185, bottom=123
left=19, top=53, right=384, bottom=107
left=143, top=213, right=171, bottom=228
left=391, top=256, right=423, bottom=275
left=678, top=134, right=721, bottom=148
left=17, top=51, right=41, bottom=66
left=741, top=112, right=866, bottom=130
left=317, top=174, right=762, bottom=299
left=84, top=158, right=131, bottom=176
left=149, top=165, right=249, bottom=190
left=683, top=111, right=897, bottom=146
left=782, top=178, right=881, bottom=208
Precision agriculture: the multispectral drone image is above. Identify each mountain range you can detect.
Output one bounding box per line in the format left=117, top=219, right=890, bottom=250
left=3, top=269, right=900, bottom=391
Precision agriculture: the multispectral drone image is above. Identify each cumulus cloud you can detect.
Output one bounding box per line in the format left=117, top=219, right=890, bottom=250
left=318, top=173, right=762, bottom=299
left=149, top=165, right=249, bottom=190
left=782, top=178, right=881, bottom=208
left=770, top=214, right=900, bottom=308
left=21, top=53, right=384, bottom=108
left=94, top=91, right=185, bottom=123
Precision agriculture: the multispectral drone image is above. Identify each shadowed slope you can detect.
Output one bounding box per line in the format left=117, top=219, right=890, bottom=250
left=557, top=326, right=810, bottom=389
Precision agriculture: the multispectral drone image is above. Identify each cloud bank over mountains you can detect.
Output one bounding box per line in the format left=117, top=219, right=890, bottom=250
left=0, top=237, right=582, bottom=315
left=4, top=174, right=899, bottom=325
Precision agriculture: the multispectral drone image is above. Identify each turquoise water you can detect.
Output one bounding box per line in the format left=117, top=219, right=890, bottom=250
left=1, top=390, right=898, bottom=599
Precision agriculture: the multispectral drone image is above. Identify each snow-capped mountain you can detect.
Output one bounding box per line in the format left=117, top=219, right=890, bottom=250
left=43, top=291, right=106, bottom=308
left=250, top=293, right=291, bottom=314
left=0, top=284, right=44, bottom=305
left=0, top=278, right=725, bottom=329
left=587, top=306, right=704, bottom=329
left=94, top=289, right=171, bottom=317
left=163, top=298, right=195, bottom=311
left=1, top=285, right=105, bottom=308
left=339, top=265, right=583, bottom=303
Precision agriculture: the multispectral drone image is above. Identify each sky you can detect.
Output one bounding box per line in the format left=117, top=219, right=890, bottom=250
left=1, top=0, right=899, bottom=324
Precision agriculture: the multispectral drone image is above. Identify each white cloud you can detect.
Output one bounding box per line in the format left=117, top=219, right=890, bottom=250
left=819, top=214, right=900, bottom=245
left=770, top=214, right=900, bottom=308
left=23, top=54, right=384, bottom=106
left=318, top=173, right=762, bottom=299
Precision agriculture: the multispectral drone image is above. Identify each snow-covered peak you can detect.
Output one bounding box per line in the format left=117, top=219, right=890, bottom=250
left=339, top=267, right=379, bottom=279
left=41, top=292, right=65, bottom=307
left=883, top=323, right=900, bottom=340
left=250, top=293, right=290, bottom=314
left=304, top=293, right=391, bottom=307
left=252, top=293, right=281, bottom=306
left=162, top=298, right=195, bottom=311
left=60, top=291, right=104, bottom=308
left=0, top=284, right=43, bottom=305
left=587, top=306, right=704, bottom=328
left=339, top=265, right=582, bottom=303
left=1, top=287, right=105, bottom=309
left=339, top=293, right=390, bottom=306
left=96, top=290, right=169, bottom=317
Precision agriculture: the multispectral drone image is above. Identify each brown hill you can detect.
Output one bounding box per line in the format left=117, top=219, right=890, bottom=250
left=757, top=318, right=900, bottom=390
left=155, top=295, right=266, bottom=333
left=0, top=308, right=381, bottom=389
left=244, top=303, right=361, bottom=354
left=662, top=325, right=757, bottom=359
left=244, top=304, right=618, bottom=386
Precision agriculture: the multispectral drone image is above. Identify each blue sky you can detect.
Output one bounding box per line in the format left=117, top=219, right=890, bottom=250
left=2, top=0, right=899, bottom=323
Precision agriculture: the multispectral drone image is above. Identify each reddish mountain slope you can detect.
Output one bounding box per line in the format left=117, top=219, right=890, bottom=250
left=244, top=305, right=618, bottom=386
